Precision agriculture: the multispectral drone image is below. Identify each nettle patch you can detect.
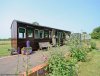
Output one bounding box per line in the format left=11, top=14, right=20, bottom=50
left=46, top=52, right=77, bottom=76
left=70, top=46, right=87, bottom=62
left=46, top=34, right=96, bottom=76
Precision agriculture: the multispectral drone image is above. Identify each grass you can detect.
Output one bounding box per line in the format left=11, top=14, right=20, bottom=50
left=91, top=39, right=100, bottom=49
left=78, top=50, right=100, bottom=76
left=78, top=39, right=100, bottom=76
left=0, top=40, right=11, bottom=57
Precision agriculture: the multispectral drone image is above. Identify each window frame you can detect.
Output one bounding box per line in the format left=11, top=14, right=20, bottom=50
left=34, top=29, right=39, bottom=39
left=39, top=30, right=44, bottom=39
left=27, top=28, right=33, bottom=38
left=18, top=27, right=26, bottom=39
left=44, top=30, right=49, bottom=38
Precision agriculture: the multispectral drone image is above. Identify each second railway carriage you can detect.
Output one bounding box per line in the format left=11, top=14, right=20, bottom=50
left=11, top=20, right=71, bottom=53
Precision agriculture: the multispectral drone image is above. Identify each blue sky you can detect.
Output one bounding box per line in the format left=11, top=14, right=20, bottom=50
left=0, top=0, right=100, bottom=38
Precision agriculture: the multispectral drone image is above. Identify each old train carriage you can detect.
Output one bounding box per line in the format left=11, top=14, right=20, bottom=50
left=11, top=20, right=71, bottom=52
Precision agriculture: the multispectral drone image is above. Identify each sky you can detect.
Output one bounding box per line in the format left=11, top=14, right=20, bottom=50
left=0, top=0, right=100, bottom=38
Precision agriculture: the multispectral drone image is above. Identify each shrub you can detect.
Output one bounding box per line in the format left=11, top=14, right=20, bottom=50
left=46, top=52, right=77, bottom=76
left=70, top=46, right=87, bottom=62
left=85, top=47, right=92, bottom=53
left=91, top=42, right=96, bottom=49
left=91, top=26, right=100, bottom=39
left=91, top=32, right=100, bottom=39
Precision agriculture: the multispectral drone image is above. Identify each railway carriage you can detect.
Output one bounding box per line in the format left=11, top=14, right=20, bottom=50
left=11, top=20, right=71, bottom=53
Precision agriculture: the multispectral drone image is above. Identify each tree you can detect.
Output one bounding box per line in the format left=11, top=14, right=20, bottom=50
left=91, top=26, right=100, bottom=39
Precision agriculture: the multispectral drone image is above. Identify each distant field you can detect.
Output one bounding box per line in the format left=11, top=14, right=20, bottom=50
left=0, top=40, right=11, bottom=57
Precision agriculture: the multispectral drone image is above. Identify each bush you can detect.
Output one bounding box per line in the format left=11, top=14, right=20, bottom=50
left=85, top=47, right=92, bottom=53
left=91, top=26, right=100, bottom=39
left=70, top=46, right=87, bottom=62
left=46, top=33, right=92, bottom=76
left=91, top=42, right=96, bottom=49
left=91, top=32, right=100, bottom=39
left=47, top=52, right=77, bottom=76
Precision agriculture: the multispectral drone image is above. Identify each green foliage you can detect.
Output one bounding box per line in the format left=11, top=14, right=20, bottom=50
left=91, top=42, right=96, bottom=49
left=70, top=46, right=87, bottom=62
left=85, top=47, right=92, bottom=53
left=69, top=33, right=93, bottom=62
left=47, top=52, right=77, bottom=76
left=46, top=32, right=93, bottom=76
left=93, top=26, right=100, bottom=32
left=91, top=26, right=100, bottom=39
left=69, top=34, right=81, bottom=46
left=91, top=32, right=100, bottom=39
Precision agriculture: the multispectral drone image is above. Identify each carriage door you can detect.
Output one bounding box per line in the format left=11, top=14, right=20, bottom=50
left=27, top=28, right=34, bottom=49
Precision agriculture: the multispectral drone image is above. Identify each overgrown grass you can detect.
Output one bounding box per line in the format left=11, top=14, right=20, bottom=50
left=46, top=38, right=100, bottom=76
left=78, top=39, right=100, bottom=76
left=91, top=39, right=100, bottom=49
left=78, top=50, right=100, bottom=76
left=0, top=40, right=11, bottom=57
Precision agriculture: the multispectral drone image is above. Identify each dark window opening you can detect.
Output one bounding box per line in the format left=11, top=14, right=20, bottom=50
left=40, top=30, right=44, bottom=39
left=27, top=29, right=33, bottom=37
left=44, top=30, right=49, bottom=38
left=18, top=27, right=26, bottom=38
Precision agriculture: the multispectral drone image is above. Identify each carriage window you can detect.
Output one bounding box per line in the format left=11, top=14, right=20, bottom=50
left=27, top=29, right=33, bottom=37
left=40, top=30, right=44, bottom=39
left=44, top=30, right=49, bottom=38
left=49, top=31, right=52, bottom=38
left=61, top=32, right=63, bottom=38
left=18, top=27, right=26, bottom=38
left=56, top=32, right=59, bottom=38
left=34, top=29, right=39, bottom=39
left=58, top=32, right=61, bottom=38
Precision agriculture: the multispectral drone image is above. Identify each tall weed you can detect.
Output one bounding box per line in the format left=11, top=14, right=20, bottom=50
left=91, top=42, right=96, bottom=49
left=47, top=52, right=77, bottom=76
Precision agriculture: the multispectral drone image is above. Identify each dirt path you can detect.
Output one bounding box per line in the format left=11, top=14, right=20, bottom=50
left=0, top=51, right=48, bottom=75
